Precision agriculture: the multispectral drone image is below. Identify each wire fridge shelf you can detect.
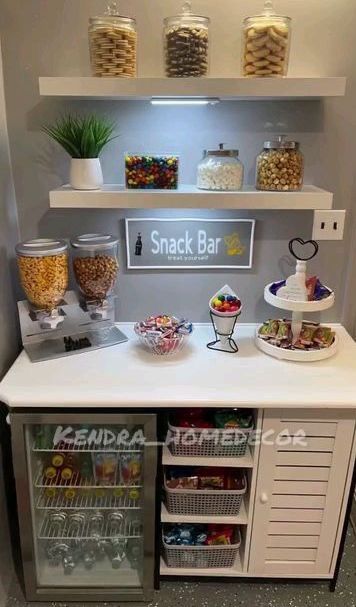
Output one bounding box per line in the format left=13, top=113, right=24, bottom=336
left=38, top=516, right=143, bottom=541
left=32, top=441, right=143, bottom=454
left=34, top=469, right=143, bottom=490
left=36, top=487, right=142, bottom=510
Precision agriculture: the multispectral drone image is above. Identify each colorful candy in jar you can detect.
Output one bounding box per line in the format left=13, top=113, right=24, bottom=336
left=125, top=155, right=179, bottom=189
left=212, top=293, right=241, bottom=314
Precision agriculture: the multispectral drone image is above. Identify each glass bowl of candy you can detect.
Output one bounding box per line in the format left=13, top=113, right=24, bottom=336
left=134, top=315, right=193, bottom=355
left=125, top=154, right=179, bottom=189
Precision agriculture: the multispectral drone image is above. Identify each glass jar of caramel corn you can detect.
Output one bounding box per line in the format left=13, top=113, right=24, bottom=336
left=89, top=2, right=137, bottom=78
left=256, top=136, right=304, bottom=192
left=242, top=0, right=291, bottom=78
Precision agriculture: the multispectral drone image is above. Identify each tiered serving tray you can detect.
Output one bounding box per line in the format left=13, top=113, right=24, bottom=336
left=256, top=283, right=337, bottom=362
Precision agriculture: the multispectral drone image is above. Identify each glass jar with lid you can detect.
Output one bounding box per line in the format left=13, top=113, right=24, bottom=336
left=164, top=1, right=210, bottom=78
left=16, top=239, right=69, bottom=312
left=71, top=234, right=119, bottom=304
left=242, top=0, right=291, bottom=78
left=256, top=136, right=304, bottom=191
left=89, top=2, right=137, bottom=78
left=197, top=144, right=244, bottom=191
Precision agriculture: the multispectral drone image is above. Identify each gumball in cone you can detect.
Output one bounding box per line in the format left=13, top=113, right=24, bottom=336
left=207, top=284, right=242, bottom=353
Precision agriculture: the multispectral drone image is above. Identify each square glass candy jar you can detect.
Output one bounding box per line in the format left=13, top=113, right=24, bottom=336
left=125, top=154, right=179, bottom=189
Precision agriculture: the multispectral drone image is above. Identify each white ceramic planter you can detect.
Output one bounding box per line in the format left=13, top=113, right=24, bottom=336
left=70, top=158, right=104, bottom=190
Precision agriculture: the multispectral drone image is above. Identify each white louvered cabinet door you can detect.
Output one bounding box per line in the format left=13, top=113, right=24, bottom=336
left=248, top=410, right=355, bottom=577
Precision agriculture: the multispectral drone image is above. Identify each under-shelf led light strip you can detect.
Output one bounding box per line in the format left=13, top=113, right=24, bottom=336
left=151, top=97, right=220, bottom=106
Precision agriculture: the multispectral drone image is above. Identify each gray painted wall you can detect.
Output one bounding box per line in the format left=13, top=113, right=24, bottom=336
left=0, top=0, right=355, bottom=326
left=0, top=38, right=19, bottom=604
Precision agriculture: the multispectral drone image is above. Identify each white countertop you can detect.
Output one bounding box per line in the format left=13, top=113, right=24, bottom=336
left=1, top=324, right=356, bottom=410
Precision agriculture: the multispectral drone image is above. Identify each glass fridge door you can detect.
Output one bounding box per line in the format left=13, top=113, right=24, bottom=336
left=11, top=413, right=157, bottom=602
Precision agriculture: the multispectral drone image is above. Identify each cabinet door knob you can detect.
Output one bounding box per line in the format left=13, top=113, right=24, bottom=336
left=260, top=492, right=269, bottom=504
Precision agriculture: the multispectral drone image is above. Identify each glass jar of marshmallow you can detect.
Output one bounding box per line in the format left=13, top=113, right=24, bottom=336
left=197, top=144, right=244, bottom=191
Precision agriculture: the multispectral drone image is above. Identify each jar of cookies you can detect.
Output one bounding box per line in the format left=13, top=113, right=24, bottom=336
left=256, top=136, right=304, bottom=191
left=242, top=1, right=291, bottom=78
left=71, top=234, right=119, bottom=304
left=16, top=239, right=69, bottom=312
left=164, top=1, right=210, bottom=78
left=89, top=2, right=137, bottom=78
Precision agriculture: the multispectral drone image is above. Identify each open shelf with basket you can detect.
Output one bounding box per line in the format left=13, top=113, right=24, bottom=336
left=160, top=409, right=262, bottom=575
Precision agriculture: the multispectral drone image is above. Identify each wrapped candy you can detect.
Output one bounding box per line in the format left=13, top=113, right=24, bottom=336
left=134, top=315, right=193, bottom=355
left=270, top=277, right=332, bottom=301
left=258, top=320, right=335, bottom=351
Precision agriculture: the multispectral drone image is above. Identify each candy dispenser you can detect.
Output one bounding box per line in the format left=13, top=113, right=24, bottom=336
left=71, top=234, right=119, bottom=319
left=15, top=236, right=127, bottom=363
left=241, top=1, right=291, bottom=78
left=16, top=239, right=69, bottom=329
left=88, top=2, right=137, bottom=78
left=164, top=1, right=210, bottom=78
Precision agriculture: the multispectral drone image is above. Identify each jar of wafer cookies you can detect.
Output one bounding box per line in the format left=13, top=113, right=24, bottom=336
left=242, top=0, right=291, bottom=78
left=89, top=2, right=137, bottom=78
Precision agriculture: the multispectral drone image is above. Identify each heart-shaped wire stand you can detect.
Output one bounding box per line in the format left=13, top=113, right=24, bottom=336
left=289, top=237, right=319, bottom=261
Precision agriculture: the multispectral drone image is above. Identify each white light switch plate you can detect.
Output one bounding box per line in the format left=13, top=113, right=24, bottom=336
left=312, top=210, right=346, bottom=240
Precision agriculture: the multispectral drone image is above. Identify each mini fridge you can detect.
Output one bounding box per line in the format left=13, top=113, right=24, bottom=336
left=10, top=413, right=157, bottom=602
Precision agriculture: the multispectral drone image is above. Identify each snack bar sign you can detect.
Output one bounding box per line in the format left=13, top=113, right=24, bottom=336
left=125, top=218, right=255, bottom=269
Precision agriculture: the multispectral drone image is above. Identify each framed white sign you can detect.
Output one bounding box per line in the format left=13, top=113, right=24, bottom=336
left=125, top=218, right=255, bottom=270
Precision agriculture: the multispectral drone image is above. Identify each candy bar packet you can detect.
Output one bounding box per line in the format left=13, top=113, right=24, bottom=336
left=258, top=322, right=270, bottom=339
left=206, top=525, right=234, bottom=546
left=314, top=279, right=332, bottom=301
left=265, top=319, right=280, bottom=338
left=166, top=467, right=199, bottom=490
left=198, top=473, right=225, bottom=490
left=276, top=320, right=291, bottom=342
left=313, top=326, right=334, bottom=348
left=299, top=324, right=317, bottom=346
left=293, top=339, right=306, bottom=350
left=306, top=276, right=317, bottom=301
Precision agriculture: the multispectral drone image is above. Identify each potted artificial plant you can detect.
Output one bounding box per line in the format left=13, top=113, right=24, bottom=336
left=42, top=114, right=117, bottom=190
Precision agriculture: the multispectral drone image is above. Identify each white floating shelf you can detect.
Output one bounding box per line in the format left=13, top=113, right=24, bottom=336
left=162, top=446, right=254, bottom=468
left=39, top=77, right=346, bottom=100
left=49, top=185, right=333, bottom=210
left=264, top=283, right=335, bottom=312
left=160, top=556, right=243, bottom=577
left=161, top=501, right=248, bottom=525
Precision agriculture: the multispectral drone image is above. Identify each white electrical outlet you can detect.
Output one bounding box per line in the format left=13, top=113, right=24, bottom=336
left=312, top=210, right=346, bottom=241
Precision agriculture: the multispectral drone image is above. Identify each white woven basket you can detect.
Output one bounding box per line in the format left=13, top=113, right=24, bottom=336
left=164, top=474, right=247, bottom=516
left=167, top=423, right=253, bottom=458
left=163, top=529, right=241, bottom=569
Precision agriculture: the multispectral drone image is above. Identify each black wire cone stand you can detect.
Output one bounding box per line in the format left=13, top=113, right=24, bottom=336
left=207, top=310, right=240, bottom=353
